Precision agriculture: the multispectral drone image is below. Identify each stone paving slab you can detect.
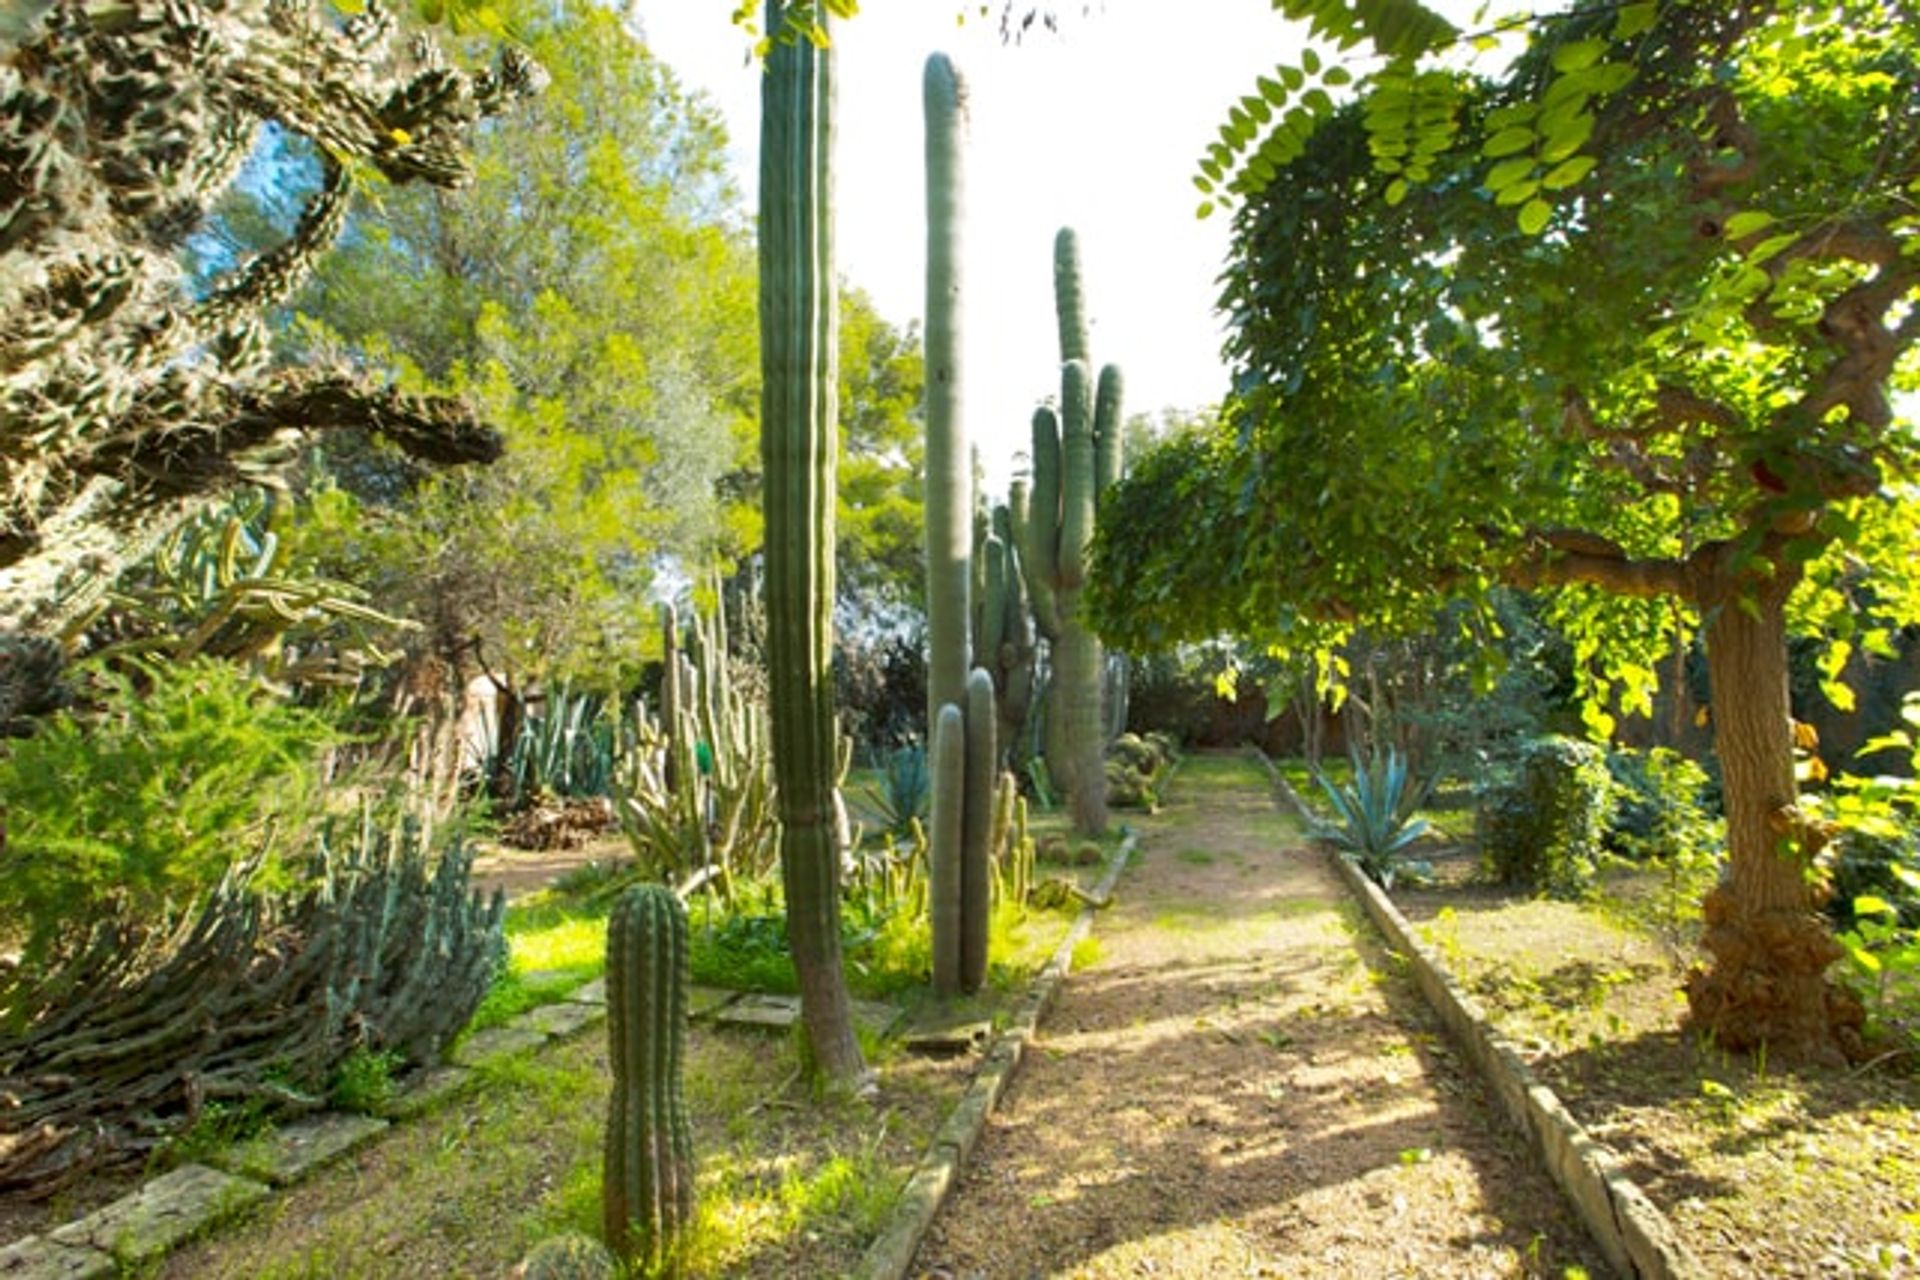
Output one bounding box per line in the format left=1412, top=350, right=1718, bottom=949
left=380, top=1065, right=474, bottom=1119
left=49, top=1164, right=267, bottom=1263
left=450, top=1022, right=548, bottom=1065
left=215, top=1112, right=390, bottom=1187
left=0, top=1236, right=114, bottom=1280
left=521, top=999, right=604, bottom=1039
left=712, top=993, right=901, bottom=1039
left=566, top=976, right=607, bottom=1005
left=688, top=984, right=738, bottom=1019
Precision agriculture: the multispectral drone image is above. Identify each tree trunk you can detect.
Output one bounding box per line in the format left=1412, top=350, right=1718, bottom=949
left=1684, top=568, right=1858, bottom=1058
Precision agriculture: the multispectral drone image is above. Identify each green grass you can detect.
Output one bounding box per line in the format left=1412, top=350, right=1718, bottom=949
left=469, top=893, right=611, bottom=1032
left=1175, top=848, right=1216, bottom=866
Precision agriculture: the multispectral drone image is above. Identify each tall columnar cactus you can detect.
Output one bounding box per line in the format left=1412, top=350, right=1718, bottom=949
left=1022, top=228, right=1125, bottom=836
left=758, top=0, right=867, bottom=1086
left=921, top=52, right=1000, bottom=996
left=961, top=666, right=997, bottom=988
left=603, top=885, right=694, bottom=1270
left=928, top=702, right=965, bottom=996
left=923, top=50, right=971, bottom=732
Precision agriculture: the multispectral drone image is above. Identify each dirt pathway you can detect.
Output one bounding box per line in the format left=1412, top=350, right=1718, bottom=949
left=912, top=755, right=1608, bottom=1279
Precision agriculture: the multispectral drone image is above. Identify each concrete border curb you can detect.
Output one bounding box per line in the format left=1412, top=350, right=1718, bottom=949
left=854, top=827, right=1141, bottom=1280
left=1329, top=852, right=1704, bottom=1280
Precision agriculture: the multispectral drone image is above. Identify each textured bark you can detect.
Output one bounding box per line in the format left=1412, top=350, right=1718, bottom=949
left=1504, top=524, right=1862, bottom=1057
left=1683, top=565, right=1857, bottom=1058
left=758, top=0, right=867, bottom=1091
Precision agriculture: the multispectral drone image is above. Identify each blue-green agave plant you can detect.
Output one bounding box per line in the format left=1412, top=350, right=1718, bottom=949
left=1311, top=745, right=1433, bottom=889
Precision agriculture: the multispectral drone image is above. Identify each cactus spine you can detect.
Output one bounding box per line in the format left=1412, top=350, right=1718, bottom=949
left=603, top=885, right=694, bottom=1270
left=1024, top=229, right=1124, bottom=836
left=922, top=52, right=998, bottom=997
left=758, top=0, right=867, bottom=1086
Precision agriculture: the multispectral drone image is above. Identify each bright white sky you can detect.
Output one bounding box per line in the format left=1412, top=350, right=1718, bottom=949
left=637, top=2, right=1307, bottom=494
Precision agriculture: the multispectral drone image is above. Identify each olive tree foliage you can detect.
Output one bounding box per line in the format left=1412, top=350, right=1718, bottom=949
left=0, top=0, right=531, bottom=693
left=256, top=0, right=760, bottom=688
left=1092, top=1, right=1920, bottom=1057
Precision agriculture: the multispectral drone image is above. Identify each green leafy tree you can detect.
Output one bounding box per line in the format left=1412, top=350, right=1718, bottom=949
left=838, top=288, right=928, bottom=610
left=1092, top=2, right=1920, bottom=1058
left=277, top=0, right=759, bottom=688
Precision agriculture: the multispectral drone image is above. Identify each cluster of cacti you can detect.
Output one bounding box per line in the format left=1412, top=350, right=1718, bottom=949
left=920, top=52, right=1002, bottom=998
left=603, top=884, right=696, bottom=1269
left=1016, top=228, right=1127, bottom=836
left=757, top=0, right=868, bottom=1085
left=973, top=492, right=1039, bottom=769
left=0, top=815, right=503, bottom=1193
left=1105, top=731, right=1177, bottom=812
left=847, top=816, right=932, bottom=919
left=990, top=783, right=1036, bottom=912
left=611, top=591, right=777, bottom=898
left=518, top=1233, right=617, bottom=1280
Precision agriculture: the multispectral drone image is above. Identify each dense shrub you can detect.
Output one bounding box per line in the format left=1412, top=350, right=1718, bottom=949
left=1827, top=828, right=1920, bottom=931
left=1479, top=735, right=1610, bottom=899
left=1604, top=746, right=1722, bottom=866
left=0, top=659, right=335, bottom=961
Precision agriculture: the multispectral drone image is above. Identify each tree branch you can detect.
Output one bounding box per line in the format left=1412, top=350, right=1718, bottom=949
left=1504, top=527, right=1692, bottom=600
left=0, top=372, right=500, bottom=637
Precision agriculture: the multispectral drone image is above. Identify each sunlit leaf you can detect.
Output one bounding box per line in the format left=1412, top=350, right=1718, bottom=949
left=1540, top=155, right=1596, bottom=190
left=1482, top=126, right=1536, bottom=158
left=1551, top=38, right=1606, bottom=73
left=1724, top=210, right=1775, bottom=239
left=1613, top=3, right=1656, bottom=38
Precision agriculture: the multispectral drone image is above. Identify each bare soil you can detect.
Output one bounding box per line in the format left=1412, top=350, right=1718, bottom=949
left=914, top=754, right=1606, bottom=1279
left=470, top=833, right=630, bottom=902
left=1397, top=851, right=1920, bottom=1279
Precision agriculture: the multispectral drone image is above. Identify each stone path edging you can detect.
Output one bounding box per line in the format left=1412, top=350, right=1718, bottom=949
left=1328, top=851, right=1705, bottom=1280
left=853, top=827, right=1141, bottom=1280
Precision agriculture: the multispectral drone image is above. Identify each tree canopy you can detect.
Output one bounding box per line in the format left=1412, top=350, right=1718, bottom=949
left=1092, top=0, right=1920, bottom=1055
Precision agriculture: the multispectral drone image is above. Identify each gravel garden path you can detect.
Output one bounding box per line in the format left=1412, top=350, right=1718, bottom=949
left=911, top=754, right=1609, bottom=1279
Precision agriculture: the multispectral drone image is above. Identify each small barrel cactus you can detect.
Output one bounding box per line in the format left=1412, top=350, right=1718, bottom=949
left=519, top=1233, right=617, bottom=1280
left=604, top=884, right=695, bottom=1269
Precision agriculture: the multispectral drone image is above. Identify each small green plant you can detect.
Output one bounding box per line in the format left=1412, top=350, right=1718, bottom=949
left=1309, top=745, right=1433, bottom=889
left=1604, top=746, right=1720, bottom=865
left=1813, top=693, right=1920, bottom=1047
left=1696, top=1076, right=1740, bottom=1127
left=1836, top=896, right=1920, bottom=1047
left=151, top=1097, right=274, bottom=1170
left=329, top=1047, right=405, bottom=1113
left=863, top=742, right=931, bottom=837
